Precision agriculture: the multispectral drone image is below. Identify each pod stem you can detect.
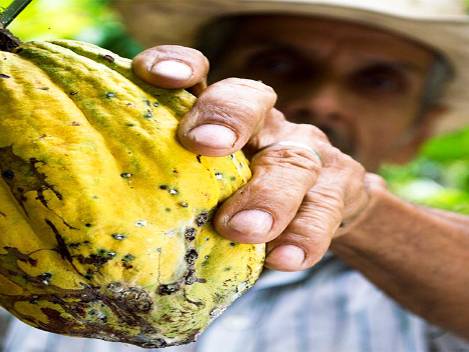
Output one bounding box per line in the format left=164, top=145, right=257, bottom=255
left=0, top=27, right=21, bottom=52
left=0, top=0, right=34, bottom=51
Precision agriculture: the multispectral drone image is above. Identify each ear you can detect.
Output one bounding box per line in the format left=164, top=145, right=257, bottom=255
left=386, top=105, right=448, bottom=164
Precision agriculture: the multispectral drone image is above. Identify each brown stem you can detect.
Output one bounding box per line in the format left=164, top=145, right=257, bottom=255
left=0, top=28, right=21, bottom=52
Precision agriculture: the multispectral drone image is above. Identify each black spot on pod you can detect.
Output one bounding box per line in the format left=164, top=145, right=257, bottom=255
left=98, top=249, right=116, bottom=258
left=122, top=254, right=135, bottom=269
left=185, top=249, right=198, bottom=265
left=184, top=227, right=196, bottom=241
left=68, top=242, right=81, bottom=249
left=120, top=172, right=132, bottom=179
left=112, top=233, right=126, bottom=240
left=121, top=253, right=135, bottom=269
left=1, top=170, right=14, bottom=180
left=122, top=254, right=134, bottom=261
left=158, top=283, right=181, bottom=295
left=144, top=110, right=153, bottom=119
left=107, top=283, right=153, bottom=312
left=29, top=295, right=39, bottom=304
left=38, top=272, right=52, bottom=285
left=159, top=185, right=168, bottom=190
left=0, top=73, right=10, bottom=79
left=195, top=212, right=209, bottom=227
left=140, top=339, right=168, bottom=349
left=102, top=54, right=115, bottom=63
left=185, top=269, right=198, bottom=285
left=168, top=188, right=178, bottom=195
left=196, top=155, right=202, bottom=163
left=178, top=201, right=189, bottom=208
left=153, top=102, right=160, bottom=107
left=69, top=91, right=78, bottom=96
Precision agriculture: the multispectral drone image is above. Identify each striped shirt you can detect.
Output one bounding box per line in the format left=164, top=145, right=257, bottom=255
left=2, top=256, right=468, bottom=352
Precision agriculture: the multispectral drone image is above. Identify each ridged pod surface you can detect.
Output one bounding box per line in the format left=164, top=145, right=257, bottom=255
left=0, top=40, right=265, bottom=348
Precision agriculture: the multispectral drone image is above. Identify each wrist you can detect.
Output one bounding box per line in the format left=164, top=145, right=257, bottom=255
left=335, top=173, right=389, bottom=238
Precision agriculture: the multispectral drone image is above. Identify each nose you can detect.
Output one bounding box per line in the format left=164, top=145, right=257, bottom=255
left=282, top=83, right=356, bottom=155
left=286, top=82, right=345, bottom=121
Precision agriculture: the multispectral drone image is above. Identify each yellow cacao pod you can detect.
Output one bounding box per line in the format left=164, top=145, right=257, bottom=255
left=0, top=39, right=265, bottom=348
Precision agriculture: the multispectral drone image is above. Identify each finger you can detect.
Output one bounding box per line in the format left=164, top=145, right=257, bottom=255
left=264, top=169, right=346, bottom=271
left=213, top=141, right=322, bottom=244
left=365, top=173, right=387, bottom=191
left=178, top=78, right=277, bottom=156
left=132, top=45, right=209, bottom=89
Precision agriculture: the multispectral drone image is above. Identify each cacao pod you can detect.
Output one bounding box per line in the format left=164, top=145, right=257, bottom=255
left=0, top=39, right=265, bottom=348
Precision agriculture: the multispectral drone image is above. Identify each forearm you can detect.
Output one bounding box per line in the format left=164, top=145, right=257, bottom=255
left=331, top=187, right=469, bottom=339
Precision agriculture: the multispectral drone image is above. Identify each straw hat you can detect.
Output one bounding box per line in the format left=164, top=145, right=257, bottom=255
left=114, top=0, right=469, bottom=133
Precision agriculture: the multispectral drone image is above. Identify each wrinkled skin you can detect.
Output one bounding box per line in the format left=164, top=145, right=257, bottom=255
left=132, top=16, right=469, bottom=339
left=133, top=16, right=438, bottom=271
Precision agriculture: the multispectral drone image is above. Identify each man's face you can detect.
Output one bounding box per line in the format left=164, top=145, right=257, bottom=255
left=210, top=16, right=440, bottom=171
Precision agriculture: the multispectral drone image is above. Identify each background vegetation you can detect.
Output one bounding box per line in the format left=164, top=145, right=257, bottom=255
left=1, top=0, right=468, bottom=214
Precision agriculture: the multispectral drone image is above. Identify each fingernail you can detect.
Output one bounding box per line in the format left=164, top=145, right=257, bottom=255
left=266, top=245, right=305, bottom=268
left=228, top=210, right=273, bottom=237
left=188, top=124, right=237, bottom=149
left=151, top=60, right=192, bottom=81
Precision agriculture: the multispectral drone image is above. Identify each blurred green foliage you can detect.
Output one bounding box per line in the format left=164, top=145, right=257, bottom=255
left=382, top=128, right=469, bottom=214
left=1, top=0, right=468, bottom=214
left=0, top=0, right=142, bottom=58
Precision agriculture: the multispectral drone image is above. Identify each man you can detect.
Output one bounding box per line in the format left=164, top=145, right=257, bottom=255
left=2, top=0, right=469, bottom=351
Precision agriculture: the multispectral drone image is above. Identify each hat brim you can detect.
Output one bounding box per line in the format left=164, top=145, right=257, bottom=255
left=114, top=0, right=469, bottom=134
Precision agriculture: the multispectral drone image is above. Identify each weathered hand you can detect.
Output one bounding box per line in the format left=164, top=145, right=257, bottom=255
left=133, top=45, right=376, bottom=272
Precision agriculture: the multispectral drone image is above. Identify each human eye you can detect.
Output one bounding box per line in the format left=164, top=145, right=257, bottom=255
left=244, top=47, right=311, bottom=80
left=350, top=64, right=408, bottom=95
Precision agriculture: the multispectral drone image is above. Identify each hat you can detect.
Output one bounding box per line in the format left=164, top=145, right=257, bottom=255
left=114, top=0, right=469, bottom=133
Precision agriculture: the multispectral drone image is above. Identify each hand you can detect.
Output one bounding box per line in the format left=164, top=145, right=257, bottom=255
left=133, top=45, right=379, bottom=272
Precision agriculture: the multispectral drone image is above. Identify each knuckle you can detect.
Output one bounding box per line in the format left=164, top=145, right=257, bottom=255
left=355, top=162, right=366, bottom=178
left=223, top=77, right=275, bottom=93
left=254, top=147, right=321, bottom=175
left=319, top=143, right=358, bottom=169
left=305, top=188, right=344, bottom=219
left=197, top=99, right=257, bottom=129
left=344, top=155, right=366, bottom=180
left=299, top=124, right=329, bottom=142
left=320, top=144, right=343, bottom=166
